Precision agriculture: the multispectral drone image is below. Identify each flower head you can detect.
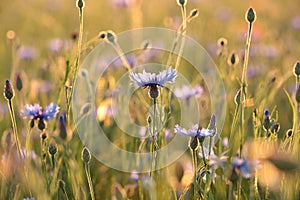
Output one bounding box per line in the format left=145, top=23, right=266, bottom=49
left=174, top=124, right=214, bottom=139
left=174, top=85, right=203, bottom=99
left=129, top=67, right=177, bottom=88
left=20, top=103, right=59, bottom=121
left=232, top=156, right=251, bottom=178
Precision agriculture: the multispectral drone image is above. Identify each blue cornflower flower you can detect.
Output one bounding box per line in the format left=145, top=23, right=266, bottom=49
left=20, top=103, right=59, bottom=130
left=129, top=67, right=177, bottom=88
left=232, top=156, right=251, bottom=178
left=174, top=124, right=215, bottom=139
left=174, top=84, right=203, bottom=99
left=129, top=67, right=177, bottom=99
left=20, top=103, right=59, bottom=121
left=20, top=104, right=42, bottom=120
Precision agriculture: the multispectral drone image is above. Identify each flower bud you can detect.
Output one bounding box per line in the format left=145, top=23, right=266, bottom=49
left=76, top=0, right=85, bottom=10
left=189, top=136, right=199, bottom=150
left=293, top=61, right=300, bottom=77
left=16, top=74, right=23, bottom=91
left=48, top=140, right=58, bottom=156
left=106, top=31, right=117, bottom=44
left=228, top=52, right=239, bottom=66
left=188, top=9, right=199, bottom=20
left=98, top=31, right=106, bottom=39
left=176, top=0, right=187, bottom=7
left=4, top=80, right=14, bottom=101
left=286, top=129, right=293, bottom=138
left=82, top=147, right=91, bottom=163
left=217, top=37, right=228, bottom=48
left=270, top=122, right=280, bottom=133
left=234, top=89, right=241, bottom=105
left=38, top=119, right=46, bottom=131
left=246, top=7, right=256, bottom=23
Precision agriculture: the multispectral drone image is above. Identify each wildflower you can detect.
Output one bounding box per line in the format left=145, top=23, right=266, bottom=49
left=174, top=124, right=215, bottom=139
left=209, top=153, right=228, bottom=168
left=174, top=85, right=203, bottom=100
left=129, top=67, right=177, bottom=99
left=17, top=46, right=37, bottom=60
left=20, top=103, right=59, bottom=130
left=231, top=156, right=251, bottom=178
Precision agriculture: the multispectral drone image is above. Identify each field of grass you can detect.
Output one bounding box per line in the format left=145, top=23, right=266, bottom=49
left=0, top=0, right=300, bottom=199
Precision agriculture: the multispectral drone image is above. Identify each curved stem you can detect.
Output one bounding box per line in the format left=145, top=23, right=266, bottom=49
left=85, top=163, right=95, bottom=200
left=67, top=7, right=84, bottom=124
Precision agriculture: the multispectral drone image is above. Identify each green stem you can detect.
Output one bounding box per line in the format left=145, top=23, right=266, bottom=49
left=67, top=6, right=84, bottom=124
left=85, top=163, right=95, bottom=200
left=51, top=155, right=56, bottom=170
left=174, top=4, right=187, bottom=70
left=150, top=98, right=157, bottom=178
left=25, top=127, right=32, bottom=157
left=7, top=99, right=23, bottom=159
left=239, top=21, right=254, bottom=157
left=200, top=142, right=207, bottom=167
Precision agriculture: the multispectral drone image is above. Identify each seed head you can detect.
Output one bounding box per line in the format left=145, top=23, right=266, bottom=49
left=246, top=7, right=256, bottom=23
left=82, top=147, right=91, bottom=163
left=293, top=61, right=300, bottom=77
left=48, top=140, right=58, bottom=156
left=4, top=80, right=15, bottom=101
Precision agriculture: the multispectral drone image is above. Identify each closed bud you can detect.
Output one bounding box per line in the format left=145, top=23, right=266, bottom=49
left=147, top=116, right=152, bottom=125
left=16, top=74, right=23, bottom=91
left=38, top=119, right=46, bottom=131
left=48, top=140, right=58, bottom=156
left=189, top=136, right=199, bottom=150
left=188, top=9, right=199, bottom=20
left=263, top=117, right=271, bottom=131
left=217, top=37, right=228, bottom=48
left=40, top=131, right=48, bottom=142
left=293, top=61, right=300, bottom=77
left=4, top=80, right=14, bottom=101
left=76, top=0, right=85, bottom=10
left=286, top=129, right=293, bottom=138
left=82, top=147, right=91, bottom=163
left=228, top=52, right=239, bottom=66
left=176, top=0, right=187, bottom=7
left=29, top=119, right=35, bottom=128
left=98, top=31, right=106, bottom=39
left=246, top=7, right=256, bottom=23
left=234, top=89, right=241, bottom=105
left=106, top=31, right=117, bottom=44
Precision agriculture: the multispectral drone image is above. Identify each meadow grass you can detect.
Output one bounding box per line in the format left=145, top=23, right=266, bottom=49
left=0, top=0, right=300, bottom=199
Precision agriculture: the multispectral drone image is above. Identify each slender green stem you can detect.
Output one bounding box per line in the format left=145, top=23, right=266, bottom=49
left=174, top=4, right=187, bottom=70
left=200, top=142, right=207, bottom=167
left=51, top=155, right=56, bottom=170
left=25, top=127, right=32, bottom=157
left=67, top=6, right=84, bottom=123
left=7, top=99, right=23, bottom=159
left=150, top=98, right=157, bottom=178
left=239, top=21, right=254, bottom=157
left=85, top=163, right=95, bottom=200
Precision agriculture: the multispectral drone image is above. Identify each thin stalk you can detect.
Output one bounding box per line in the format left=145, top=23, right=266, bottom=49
left=67, top=6, right=84, bottom=123
left=25, top=127, right=32, bottom=157
left=110, top=42, right=131, bottom=71
left=174, top=4, right=187, bottom=70
left=200, top=142, right=207, bottom=167
left=7, top=99, right=23, bottom=159
left=85, top=163, right=95, bottom=200
left=293, top=76, right=299, bottom=155
left=239, top=20, right=254, bottom=156
left=191, top=148, right=198, bottom=198
left=150, top=98, right=157, bottom=178
left=51, top=155, right=56, bottom=170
